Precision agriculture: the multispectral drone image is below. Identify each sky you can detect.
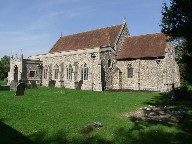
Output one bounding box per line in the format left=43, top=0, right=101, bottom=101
left=0, top=0, right=170, bottom=58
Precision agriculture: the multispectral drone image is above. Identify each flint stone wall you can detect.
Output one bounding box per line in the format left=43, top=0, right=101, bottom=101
left=100, top=49, right=116, bottom=90
left=8, top=56, right=23, bottom=84
left=8, top=55, right=42, bottom=85
left=112, top=42, right=180, bottom=92
left=31, top=47, right=102, bottom=91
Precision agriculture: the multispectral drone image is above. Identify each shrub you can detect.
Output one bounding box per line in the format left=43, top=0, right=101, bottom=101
left=174, top=86, right=192, bottom=101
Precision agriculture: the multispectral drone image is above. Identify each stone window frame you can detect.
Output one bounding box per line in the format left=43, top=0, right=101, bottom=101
left=67, top=64, right=73, bottom=80
left=14, top=65, right=18, bottom=73
left=29, top=70, right=36, bottom=78
left=127, top=64, right=133, bottom=78
left=43, top=66, right=48, bottom=79
left=54, top=64, right=59, bottom=79
left=108, top=59, right=112, bottom=68
left=81, top=63, right=89, bottom=80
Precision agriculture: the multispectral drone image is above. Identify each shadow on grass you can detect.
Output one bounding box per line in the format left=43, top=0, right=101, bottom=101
left=142, top=91, right=192, bottom=111
left=0, top=119, right=34, bottom=144
left=0, top=85, right=10, bottom=91
left=28, top=120, right=192, bottom=144
left=3, top=122, right=191, bottom=144
left=112, top=92, right=192, bottom=144
left=113, top=122, right=173, bottom=144
left=141, top=92, right=192, bottom=143
left=114, top=119, right=192, bottom=144
left=29, top=130, right=69, bottom=144
left=29, top=127, right=112, bottom=144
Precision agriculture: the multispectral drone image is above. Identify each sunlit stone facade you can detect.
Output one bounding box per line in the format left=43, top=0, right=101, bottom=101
left=8, top=22, right=180, bottom=92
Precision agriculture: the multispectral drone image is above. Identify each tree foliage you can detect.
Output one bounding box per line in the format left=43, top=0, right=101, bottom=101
left=161, top=0, right=192, bottom=84
left=0, top=55, right=10, bottom=80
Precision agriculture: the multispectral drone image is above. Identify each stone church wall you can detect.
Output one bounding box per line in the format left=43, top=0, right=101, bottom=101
left=113, top=42, right=180, bottom=92
left=114, top=59, right=164, bottom=91
left=31, top=47, right=103, bottom=91
left=23, top=60, right=42, bottom=84
left=100, top=48, right=116, bottom=90
left=99, top=22, right=129, bottom=90
left=8, top=56, right=23, bottom=84
left=8, top=55, right=43, bottom=85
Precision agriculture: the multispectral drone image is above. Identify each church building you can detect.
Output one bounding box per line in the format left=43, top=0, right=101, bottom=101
left=8, top=21, right=180, bottom=92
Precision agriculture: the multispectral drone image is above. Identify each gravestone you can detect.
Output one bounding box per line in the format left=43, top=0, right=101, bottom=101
left=74, top=82, right=78, bottom=89
left=49, top=80, right=55, bottom=88
left=59, top=81, right=65, bottom=94
left=31, top=81, right=37, bottom=88
left=76, top=80, right=83, bottom=90
left=10, top=80, right=17, bottom=91
left=15, top=82, right=26, bottom=96
left=4, top=78, right=8, bottom=84
left=61, top=86, right=65, bottom=94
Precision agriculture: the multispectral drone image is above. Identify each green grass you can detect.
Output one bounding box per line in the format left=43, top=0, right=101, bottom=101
left=0, top=80, right=6, bottom=85
left=0, top=87, right=192, bottom=144
left=0, top=80, right=9, bottom=91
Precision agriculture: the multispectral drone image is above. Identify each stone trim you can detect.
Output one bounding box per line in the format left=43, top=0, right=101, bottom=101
left=29, top=47, right=100, bottom=60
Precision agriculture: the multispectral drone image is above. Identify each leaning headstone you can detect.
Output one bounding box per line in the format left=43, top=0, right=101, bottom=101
left=31, top=81, right=37, bottom=88
left=49, top=80, right=55, bottom=88
left=15, top=82, right=26, bottom=96
left=10, top=80, right=17, bottom=91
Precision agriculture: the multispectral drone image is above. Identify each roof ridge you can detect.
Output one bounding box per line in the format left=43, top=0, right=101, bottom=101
left=49, top=37, right=63, bottom=52
left=114, top=21, right=127, bottom=47
left=127, top=32, right=164, bottom=38
left=61, top=23, right=123, bottom=38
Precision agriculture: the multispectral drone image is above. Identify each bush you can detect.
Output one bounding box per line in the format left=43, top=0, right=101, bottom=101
left=174, top=86, right=192, bottom=101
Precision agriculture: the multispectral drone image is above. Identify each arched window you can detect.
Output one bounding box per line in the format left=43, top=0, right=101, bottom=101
left=127, top=64, right=133, bottom=78
left=81, top=63, right=88, bottom=80
left=54, top=64, right=59, bottom=79
left=108, top=59, right=111, bottom=68
left=67, top=64, right=73, bottom=80
left=43, top=65, right=48, bottom=79
left=14, top=65, right=18, bottom=82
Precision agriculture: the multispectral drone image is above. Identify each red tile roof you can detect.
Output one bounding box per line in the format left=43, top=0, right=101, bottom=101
left=116, top=33, right=167, bottom=59
left=49, top=24, right=123, bottom=53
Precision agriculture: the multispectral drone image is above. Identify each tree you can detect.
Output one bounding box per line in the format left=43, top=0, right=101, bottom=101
left=161, top=0, right=192, bottom=84
left=0, top=55, right=10, bottom=80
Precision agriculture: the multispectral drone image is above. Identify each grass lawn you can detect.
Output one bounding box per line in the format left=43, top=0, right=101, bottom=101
left=0, top=86, right=192, bottom=144
left=0, top=80, right=6, bottom=85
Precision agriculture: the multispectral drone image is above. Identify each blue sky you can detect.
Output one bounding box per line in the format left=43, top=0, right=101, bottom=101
left=0, top=0, right=170, bottom=58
